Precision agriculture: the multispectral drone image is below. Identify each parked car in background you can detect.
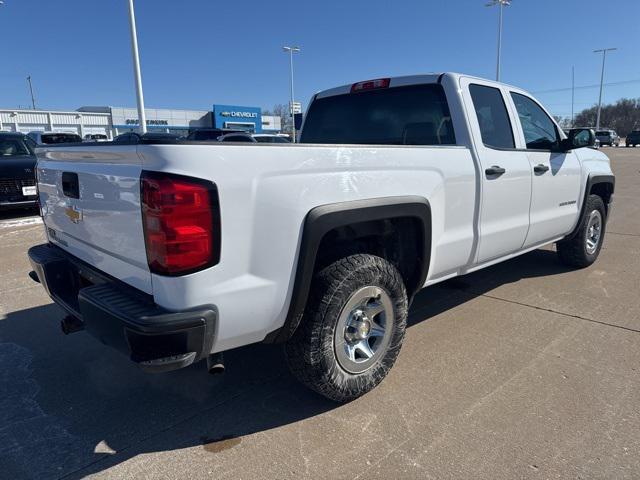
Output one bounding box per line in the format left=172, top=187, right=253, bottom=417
left=217, top=133, right=256, bottom=142
left=29, top=73, right=614, bottom=402
left=0, top=132, right=38, bottom=210
left=112, top=132, right=182, bottom=144
left=625, top=130, right=640, bottom=147
left=27, top=131, right=82, bottom=145
left=83, top=133, right=109, bottom=142
left=595, top=129, right=620, bottom=147
left=252, top=134, right=291, bottom=143
left=186, top=129, right=242, bottom=141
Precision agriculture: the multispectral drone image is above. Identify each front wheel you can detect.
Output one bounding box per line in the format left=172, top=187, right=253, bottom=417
left=285, top=254, right=408, bottom=402
left=557, top=194, right=607, bottom=268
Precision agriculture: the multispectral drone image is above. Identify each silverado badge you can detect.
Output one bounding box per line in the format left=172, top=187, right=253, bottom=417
left=65, top=205, right=83, bottom=224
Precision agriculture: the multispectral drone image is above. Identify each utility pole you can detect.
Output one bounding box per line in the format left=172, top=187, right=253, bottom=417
left=571, top=66, right=575, bottom=127
left=594, top=47, right=616, bottom=130
left=127, top=0, right=147, bottom=133
left=282, top=46, right=300, bottom=142
left=486, top=0, right=511, bottom=81
left=26, top=75, right=36, bottom=110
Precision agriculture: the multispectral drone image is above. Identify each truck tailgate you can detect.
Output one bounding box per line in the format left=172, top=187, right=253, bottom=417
left=36, top=145, right=152, bottom=294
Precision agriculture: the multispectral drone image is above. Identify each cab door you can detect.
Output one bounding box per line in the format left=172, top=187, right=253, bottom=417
left=507, top=91, right=582, bottom=248
left=460, top=78, right=532, bottom=263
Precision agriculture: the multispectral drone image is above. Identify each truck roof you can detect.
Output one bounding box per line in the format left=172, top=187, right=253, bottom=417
left=314, top=72, right=523, bottom=99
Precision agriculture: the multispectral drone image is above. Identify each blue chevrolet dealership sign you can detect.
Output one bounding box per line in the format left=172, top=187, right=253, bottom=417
left=212, top=104, right=262, bottom=133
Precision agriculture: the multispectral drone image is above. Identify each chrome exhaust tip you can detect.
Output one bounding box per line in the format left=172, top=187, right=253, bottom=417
left=206, top=352, right=225, bottom=375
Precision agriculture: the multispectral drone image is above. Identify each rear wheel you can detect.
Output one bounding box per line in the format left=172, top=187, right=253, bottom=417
left=285, top=254, right=408, bottom=402
left=557, top=194, right=606, bottom=268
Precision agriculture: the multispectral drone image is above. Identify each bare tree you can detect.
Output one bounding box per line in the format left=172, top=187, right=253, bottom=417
left=270, top=103, right=293, bottom=135
left=574, top=98, right=640, bottom=136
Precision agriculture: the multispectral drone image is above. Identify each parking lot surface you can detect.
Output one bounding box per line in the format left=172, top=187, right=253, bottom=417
left=1, top=148, right=639, bottom=479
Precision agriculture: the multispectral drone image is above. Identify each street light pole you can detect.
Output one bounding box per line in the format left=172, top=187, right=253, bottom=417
left=571, top=66, right=575, bottom=127
left=282, top=46, right=300, bottom=142
left=594, top=47, right=616, bottom=130
left=486, top=0, right=511, bottom=82
left=127, top=0, right=147, bottom=134
left=26, top=75, right=36, bottom=110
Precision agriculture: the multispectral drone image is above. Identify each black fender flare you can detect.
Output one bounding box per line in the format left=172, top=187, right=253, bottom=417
left=565, top=174, right=615, bottom=240
left=266, top=196, right=432, bottom=343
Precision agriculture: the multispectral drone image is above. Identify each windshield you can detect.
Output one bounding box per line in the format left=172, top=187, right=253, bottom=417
left=595, top=131, right=610, bottom=136
left=41, top=133, right=82, bottom=144
left=0, top=137, right=32, bottom=157
left=300, top=83, right=456, bottom=145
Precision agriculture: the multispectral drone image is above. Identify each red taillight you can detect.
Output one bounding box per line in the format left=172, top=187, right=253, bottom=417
left=351, top=78, right=391, bottom=93
left=141, top=171, right=220, bottom=275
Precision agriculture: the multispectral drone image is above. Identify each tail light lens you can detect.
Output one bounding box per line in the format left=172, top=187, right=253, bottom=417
left=141, top=171, right=220, bottom=276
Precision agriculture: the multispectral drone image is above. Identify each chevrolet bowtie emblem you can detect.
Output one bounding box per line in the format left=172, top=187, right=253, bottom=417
left=65, top=205, right=83, bottom=224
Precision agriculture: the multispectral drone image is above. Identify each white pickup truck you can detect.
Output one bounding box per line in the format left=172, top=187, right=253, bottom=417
left=29, top=73, right=614, bottom=402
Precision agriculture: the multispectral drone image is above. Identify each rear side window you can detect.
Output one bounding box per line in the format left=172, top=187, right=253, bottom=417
left=300, top=84, right=456, bottom=145
left=510, top=92, right=559, bottom=150
left=469, top=84, right=514, bottom=149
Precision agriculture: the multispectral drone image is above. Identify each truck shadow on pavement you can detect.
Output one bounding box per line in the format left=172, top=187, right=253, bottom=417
left=0, top=208, right=39, bottom=222
left=0, top=248, right=571, bottom=479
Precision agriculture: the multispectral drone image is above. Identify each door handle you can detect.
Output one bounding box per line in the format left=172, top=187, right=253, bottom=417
left=485, top=165, right=506, bottom=176
left=534, top=164, right=549, bottom=173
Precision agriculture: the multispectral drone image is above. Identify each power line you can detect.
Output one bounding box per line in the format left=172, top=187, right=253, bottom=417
left=533, top=78, right=640, bottom=95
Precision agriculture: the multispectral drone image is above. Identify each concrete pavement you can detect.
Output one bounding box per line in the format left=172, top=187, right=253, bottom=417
left=0, top=147, right=639, bottom=479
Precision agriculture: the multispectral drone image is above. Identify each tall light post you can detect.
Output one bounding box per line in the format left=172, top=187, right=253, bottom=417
left=594, top=47, right=616, bottom=130
left=282, top=46, right=300, bottom=142
left=127, top=0, right=147, bottom=134
left=571, top=66, right=575, bottom=127
left=486, top=0, right=511, bottom=82
left=26, top=75, right=36, bottom=110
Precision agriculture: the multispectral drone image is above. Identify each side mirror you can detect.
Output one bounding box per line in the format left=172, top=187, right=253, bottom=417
left=561, top=128, right=595, bottom=151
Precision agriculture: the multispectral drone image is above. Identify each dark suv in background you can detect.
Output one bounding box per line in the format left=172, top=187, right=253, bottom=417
left=626, top=131, right=640, bottom=147
left=0, top=132, right=38, bottom=211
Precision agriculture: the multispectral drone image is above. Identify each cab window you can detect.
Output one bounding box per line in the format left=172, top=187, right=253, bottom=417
left=469, top=84, right=515, bottom=149
left=510, top=92, right=559, bottom=150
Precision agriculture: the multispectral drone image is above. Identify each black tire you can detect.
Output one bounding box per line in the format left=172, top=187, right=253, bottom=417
left=285, top=254, right=408, bottom=402
left=557, top=194, right=607, bottom=268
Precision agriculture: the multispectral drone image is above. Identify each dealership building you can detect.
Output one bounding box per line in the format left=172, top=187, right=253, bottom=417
left=0, top=104, right=281, bottom=138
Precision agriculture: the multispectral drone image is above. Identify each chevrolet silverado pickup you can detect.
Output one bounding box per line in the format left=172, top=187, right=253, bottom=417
left=28, top=73, right=614, bottom=402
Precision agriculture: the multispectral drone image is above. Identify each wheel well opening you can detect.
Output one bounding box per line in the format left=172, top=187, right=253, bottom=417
left=314, top=217, right=426, bottom=296
left=590, top=182, right=613, bottom=214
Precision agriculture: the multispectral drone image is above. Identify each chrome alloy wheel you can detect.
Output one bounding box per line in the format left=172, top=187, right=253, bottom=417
left=585, top=209, right=603, bottom=255
left=334, top=286, right=394, bottom=374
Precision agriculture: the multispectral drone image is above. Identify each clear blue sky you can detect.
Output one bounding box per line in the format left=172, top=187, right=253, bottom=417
left=1, top=0, right=638, bottom=118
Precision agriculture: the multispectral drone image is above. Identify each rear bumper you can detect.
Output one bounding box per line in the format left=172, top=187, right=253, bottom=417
left=28, top=243, right=217, bottom=372
left=0, top=199, right=37, bottom=210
